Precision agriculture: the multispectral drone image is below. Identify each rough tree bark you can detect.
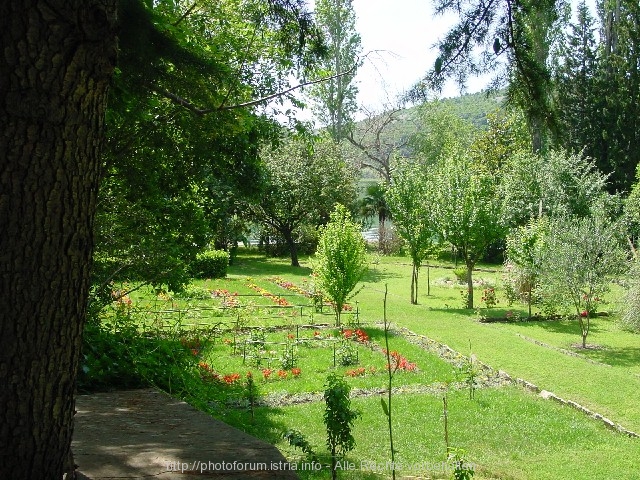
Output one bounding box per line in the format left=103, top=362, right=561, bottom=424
left=0, top=1, right=117, bottom=477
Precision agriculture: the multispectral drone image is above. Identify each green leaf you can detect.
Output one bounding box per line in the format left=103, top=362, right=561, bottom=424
left=381, top=398, right=389, bottom=417
left=493, top=37, right=501, bottom=55
left=434, top=57, right=443, bottom=74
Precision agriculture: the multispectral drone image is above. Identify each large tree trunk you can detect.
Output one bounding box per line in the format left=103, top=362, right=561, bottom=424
left=0, top=1, right=116, bottom=478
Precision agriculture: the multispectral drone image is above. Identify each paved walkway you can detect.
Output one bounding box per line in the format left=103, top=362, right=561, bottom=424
left=72, top=389, right=298, bottom=479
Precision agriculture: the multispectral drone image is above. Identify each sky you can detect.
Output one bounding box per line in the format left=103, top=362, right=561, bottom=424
left=349, top=0, right=596, bottom=113
left=351, top=0, right=483, bottom=112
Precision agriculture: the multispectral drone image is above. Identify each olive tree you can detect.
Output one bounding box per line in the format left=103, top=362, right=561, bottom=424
left=314, top=204, right=367, bottom=325
left=540, top=211, right=627, bottom=347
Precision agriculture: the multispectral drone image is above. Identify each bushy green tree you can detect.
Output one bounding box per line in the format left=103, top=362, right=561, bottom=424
left=431, top=155, right=505, bottom=309
left=314, top=204, right=367, bottom=325
left=500, top=149, right=610, bottom=228
left=386, top=160, right=436, bottom=303
left=539, top=210, right=627, bottom=347
left=251, top=134, right=357, bottom=266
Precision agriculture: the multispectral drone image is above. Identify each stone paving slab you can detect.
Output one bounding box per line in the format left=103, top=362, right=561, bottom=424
left=72, top=389, right=298, bottom=479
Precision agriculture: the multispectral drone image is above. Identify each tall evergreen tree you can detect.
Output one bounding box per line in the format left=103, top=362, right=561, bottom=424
left=308, top=0, right=361, bottom=141
left=553, top=0, right=599, bottom=159
left=595, top=0, right=640, bottom=193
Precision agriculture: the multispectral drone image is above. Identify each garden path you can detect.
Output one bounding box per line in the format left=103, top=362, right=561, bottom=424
left=72, top=388, right=298, bottom=479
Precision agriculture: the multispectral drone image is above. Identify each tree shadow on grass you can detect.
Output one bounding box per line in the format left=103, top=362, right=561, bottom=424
left=574, top=345, right=640, bottom=368
left=230, top=257, right=314, bottom=279
left=513, top=317, right=605, bottom=336
left=361, top=266, right=403, bottom=283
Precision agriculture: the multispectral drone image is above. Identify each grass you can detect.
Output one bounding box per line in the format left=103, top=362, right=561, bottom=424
left=102, top=248, right=640, bottom=479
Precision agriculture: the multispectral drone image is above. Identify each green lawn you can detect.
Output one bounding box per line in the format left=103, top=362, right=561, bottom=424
left=108, top=249, right=640, bottom=479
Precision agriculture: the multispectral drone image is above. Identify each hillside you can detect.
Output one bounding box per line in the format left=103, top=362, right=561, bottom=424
left=347, top=89, right=506, bottom=179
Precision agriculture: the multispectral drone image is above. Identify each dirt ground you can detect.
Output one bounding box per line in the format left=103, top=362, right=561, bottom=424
left=72, top=389, right=299, bottom=479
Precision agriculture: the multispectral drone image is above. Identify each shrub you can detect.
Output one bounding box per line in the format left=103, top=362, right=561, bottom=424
left=453, top=268, right=468, bottom=284
left=190, top=249, right=229, bottom=278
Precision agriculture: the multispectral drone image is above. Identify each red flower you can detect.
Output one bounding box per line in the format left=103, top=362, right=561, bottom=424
left=342, top=329, right=353, bottom=339
left=291, top=368, right=301, bottom=377
left=277, top=370, right=288, bottom=379
left=262, top=368, right=272, bottom=380
left=223, top=373, right=241, bottom=384
left=580, top=310, right=589, bottom=317
left=287, top=333, right=295, bottom=340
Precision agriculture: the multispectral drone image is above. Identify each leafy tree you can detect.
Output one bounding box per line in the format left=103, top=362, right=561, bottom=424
left=593, top=0, right=640, bottom=193
left=386, top=160, right=436, bottom=303
left=624, top=164, right=640, bottom=250
left=500, top=149, right=610, bottom=228
left=0, top=0, right=329, bottom=476
left=431, top=155, right=505, bottom=309
left=250, top=134, right=357, bottom=267
left=308, top=0, right=361, bottom=141
left=410, top=102, right=477, bottom=166
left=469, top=109, right=530, bottom=175
left=539, top=211, right=627, bottom=347
left=552, top=0, right=599, bottom=162
left=552, top=0, right=640, bottom=193
left=314, top=204, right=368, bottom=325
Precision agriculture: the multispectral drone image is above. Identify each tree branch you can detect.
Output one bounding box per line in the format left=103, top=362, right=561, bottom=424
left=173, top=2, right=199, bottom=27
left=149, top=62, right=359, bottom=115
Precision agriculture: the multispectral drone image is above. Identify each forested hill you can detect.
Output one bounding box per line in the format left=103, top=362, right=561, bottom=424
left=346, top=89, right=506, bottom=179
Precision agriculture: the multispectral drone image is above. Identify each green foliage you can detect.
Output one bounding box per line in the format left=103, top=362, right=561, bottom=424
left=619, top=261, right=640, bottom=333
left=448, top=447, right=475, bottom=480
left=505, top=218, right=549, bottom=317
left=96, top=0, right=330, bottom=295
left=308, top=0, right=361, bottom=140
left=410, top=102, right=477, bottom=166
left=190, top=249, right=229, bottom=279
left=554, top=0, right=640, bottom=193
left=283, top=429, right=317, bottom=461
left=336, top=339, right=358, bottom=367
left=539, top=211, right=627, bottom=346
left=314, top=204, right=368, bottom=325
left=431, top=153, right=505, bottom=308
left=79, top=307, right=199, bottom=393
left=410, top=0, right=560, bottom=149
left=386, top=159, right=436, bottom=303
left=624, top=163, right=640, bottom=244
left=251, top=133, right=358, bottom=266
left=453, top=268, right=468, bottom=284
left=323, top=373, right=360, bottom=478
left=500, top=149, right=611, bottom=228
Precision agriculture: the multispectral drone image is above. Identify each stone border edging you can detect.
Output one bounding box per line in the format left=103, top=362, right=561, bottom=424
left=396, top=326, right=639, bottom=439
